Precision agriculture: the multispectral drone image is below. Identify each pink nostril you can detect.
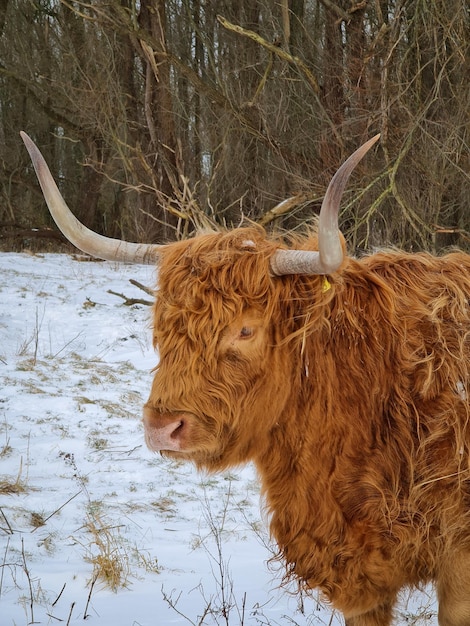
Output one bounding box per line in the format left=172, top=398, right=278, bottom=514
left=171, top=420, right=184, bottom=439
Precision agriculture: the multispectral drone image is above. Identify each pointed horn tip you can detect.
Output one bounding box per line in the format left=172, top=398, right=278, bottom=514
left=351, top=133, right=380, bottom=158
left=368, top=133, right=381, bottom=147
left=20, top=131, right=40, bottom=161
left=20, top=130, right=31, bottom=147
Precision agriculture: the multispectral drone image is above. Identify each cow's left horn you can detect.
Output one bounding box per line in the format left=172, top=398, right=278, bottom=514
left=20, top=132, right=161, bottom=265
left=269, top=134, right=380, bottom=276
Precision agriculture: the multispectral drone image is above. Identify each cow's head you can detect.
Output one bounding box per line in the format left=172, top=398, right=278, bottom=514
left=21, top=131, right=379, bottom=470
left=144, top=228, right=305, bottom=469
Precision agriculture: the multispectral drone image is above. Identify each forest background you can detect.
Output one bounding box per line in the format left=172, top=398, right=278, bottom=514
left=1, top=0, right=469, bottom=253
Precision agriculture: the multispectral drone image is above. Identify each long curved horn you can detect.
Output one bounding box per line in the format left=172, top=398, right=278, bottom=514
left=269, top=134, right=380, bottom=276
left=20, top=132, right=161, bottom=265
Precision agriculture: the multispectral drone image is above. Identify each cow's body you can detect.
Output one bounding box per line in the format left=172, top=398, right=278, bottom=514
left=21, top=132, right=470, bottom=625
left=144, top=228, right=470, bottom=624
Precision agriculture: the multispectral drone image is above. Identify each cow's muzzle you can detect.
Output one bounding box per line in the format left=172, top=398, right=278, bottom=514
left=143, top=405, right=191, bottom=452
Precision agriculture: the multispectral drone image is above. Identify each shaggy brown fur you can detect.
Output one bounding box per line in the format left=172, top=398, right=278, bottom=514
left=145, top=226, right=470, bottom=625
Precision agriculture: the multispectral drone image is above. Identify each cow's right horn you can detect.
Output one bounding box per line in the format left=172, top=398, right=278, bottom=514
left=269, top=134, right=380, bottom=276
left=20, top=132, right=161, bottom=265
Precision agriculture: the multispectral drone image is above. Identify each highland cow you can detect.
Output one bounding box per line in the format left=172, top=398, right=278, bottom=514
left=21, top=131, right=470, bottom=626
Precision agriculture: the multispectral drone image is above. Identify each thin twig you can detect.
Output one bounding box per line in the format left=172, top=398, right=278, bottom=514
left=129, top=279, right=155, bottom=297
left=65, top=602, right=75, bottom=626
left=107, top=289, right=153, bottom=307
left=21, top=538, right=35, bottom=624
left=50, top=331, right=84, bottom=360
left=52, top=582, right=66, bottom=607
left=31, top=490, right=82, bottom=533
left=83, top=574, right=97, bottom=618
left=0, top=506, right=13, bottom=534
left=0, top=536, right=10, bottom=599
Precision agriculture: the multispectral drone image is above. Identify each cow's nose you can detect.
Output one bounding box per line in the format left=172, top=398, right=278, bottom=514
left=143, top=405, right=188, bottom=452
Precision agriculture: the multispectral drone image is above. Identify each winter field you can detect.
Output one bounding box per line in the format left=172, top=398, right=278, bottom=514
left=0, top=252, right=436, bottom=625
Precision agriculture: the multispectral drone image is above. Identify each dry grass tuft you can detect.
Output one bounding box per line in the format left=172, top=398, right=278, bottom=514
left=83, top=514, right=131, bottom=592
left=0, top=458, right=28, bottom=494
left=0, top=478, right=28, bottom=494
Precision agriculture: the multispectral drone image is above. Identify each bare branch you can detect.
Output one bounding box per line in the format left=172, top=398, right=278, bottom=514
left=217, top=15, right=320, bottom=95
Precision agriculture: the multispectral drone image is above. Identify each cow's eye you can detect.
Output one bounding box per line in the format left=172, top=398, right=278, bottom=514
left=239, top=326, right=254, bottom=339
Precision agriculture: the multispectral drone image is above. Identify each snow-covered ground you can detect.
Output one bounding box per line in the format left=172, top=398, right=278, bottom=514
left=0, top=252, right=436, bottom=625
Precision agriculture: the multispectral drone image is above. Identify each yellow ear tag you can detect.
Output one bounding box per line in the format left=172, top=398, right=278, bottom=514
left=322, top=277, right=331, bottom=293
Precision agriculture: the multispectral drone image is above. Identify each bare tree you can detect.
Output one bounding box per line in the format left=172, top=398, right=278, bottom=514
left=1, top=0, right=469, bottom=253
